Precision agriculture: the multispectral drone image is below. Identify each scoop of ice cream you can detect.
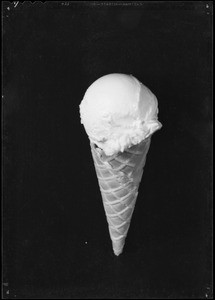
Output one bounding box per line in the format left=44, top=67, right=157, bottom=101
left=80, top=73, right=162, bottom=156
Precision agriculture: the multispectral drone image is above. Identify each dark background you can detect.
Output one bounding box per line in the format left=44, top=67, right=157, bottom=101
left=3, top=1, right=213, bottom=299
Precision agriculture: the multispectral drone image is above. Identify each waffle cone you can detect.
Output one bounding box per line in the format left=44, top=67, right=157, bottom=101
left=90, top=137, right=151, bottom=256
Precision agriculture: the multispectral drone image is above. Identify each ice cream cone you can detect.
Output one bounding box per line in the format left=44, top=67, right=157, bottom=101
left=90, top=137, right=151, bottom=256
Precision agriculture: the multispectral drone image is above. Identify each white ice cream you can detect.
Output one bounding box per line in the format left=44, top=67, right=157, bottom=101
left=80, top=73, right=162, bottom=156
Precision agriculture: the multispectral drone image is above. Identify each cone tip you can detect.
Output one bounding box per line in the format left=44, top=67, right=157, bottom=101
left=113, top=240, right=124, bottom=256
left=113, top=249, right=123, bottom=256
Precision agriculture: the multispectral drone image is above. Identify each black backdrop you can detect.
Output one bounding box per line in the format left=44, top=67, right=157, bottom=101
left=3, top=1, right=213, bottom=299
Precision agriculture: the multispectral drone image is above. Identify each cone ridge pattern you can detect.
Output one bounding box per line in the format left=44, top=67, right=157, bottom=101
left=90, top=138, right=151, bottom=256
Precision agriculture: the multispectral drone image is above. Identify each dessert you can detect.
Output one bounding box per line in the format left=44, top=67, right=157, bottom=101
left=80, top=73, right=162, bottom=255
